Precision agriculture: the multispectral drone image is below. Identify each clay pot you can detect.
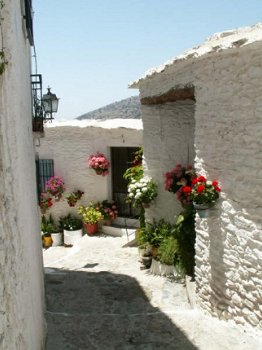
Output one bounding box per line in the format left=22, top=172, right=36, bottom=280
left=84, top=222, right=99, bottom=235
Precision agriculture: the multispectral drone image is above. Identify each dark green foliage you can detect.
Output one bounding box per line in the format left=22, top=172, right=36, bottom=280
left=172, top=206, right=196, bottom=277
left=41, top=215, right=58, bottom=235
left=137, top=209, right=196, bottom=277
left=59, top=214, right=82, bottom=231
left=158, top=236, right=179, bottom=265
left=123, top=147, right=143, bottom=183
left=138, top=219, right=173, bottom=247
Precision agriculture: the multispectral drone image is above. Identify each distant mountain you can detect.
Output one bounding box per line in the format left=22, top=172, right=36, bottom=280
left=76, top=96, right=141, bottom=120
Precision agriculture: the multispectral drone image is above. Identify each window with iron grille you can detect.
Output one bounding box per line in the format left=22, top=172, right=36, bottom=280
left=37, top=159, right=54, bottom=192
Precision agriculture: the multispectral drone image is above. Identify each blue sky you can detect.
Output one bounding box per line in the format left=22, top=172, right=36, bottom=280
left=33, top=0, right=262, bottom=120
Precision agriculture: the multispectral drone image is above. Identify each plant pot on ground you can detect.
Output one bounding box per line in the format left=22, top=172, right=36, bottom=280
left=59, top=214, right=83, bottom=246
left=41, top=215, right=58, bottom=248
left=77, top=203, right=104, bottom=235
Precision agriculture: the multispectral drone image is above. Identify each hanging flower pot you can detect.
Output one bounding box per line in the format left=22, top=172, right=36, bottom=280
left=193, top=202, right=216, bottom=218
left=88, top=153, right=110, bottom=176
left=95, top=169, right=104, bottom=175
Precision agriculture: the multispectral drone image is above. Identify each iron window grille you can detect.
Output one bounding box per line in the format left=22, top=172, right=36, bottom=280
left=37, top=159, right=54, bottom=193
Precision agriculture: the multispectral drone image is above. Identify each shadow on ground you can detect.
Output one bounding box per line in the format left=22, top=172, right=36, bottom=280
left=45, top=268, right=197, bottom=350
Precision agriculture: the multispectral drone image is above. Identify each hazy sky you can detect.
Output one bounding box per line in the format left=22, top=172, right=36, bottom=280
left=33, top=0, right=262, bottom=120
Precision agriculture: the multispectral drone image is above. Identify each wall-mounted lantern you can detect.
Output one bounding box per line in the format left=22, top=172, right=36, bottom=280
left=42, top=87, right=59, bottom=120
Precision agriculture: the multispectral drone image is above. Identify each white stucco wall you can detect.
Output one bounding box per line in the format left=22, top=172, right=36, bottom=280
left=0, top=1, right=45, bottom=349
left=37, top=119, right=143, bottom=220
left=142, top=101, right=195, bottom=223
left=193, top=43, right=262, bottom=330
left=133, top=25, right=262, bottom=331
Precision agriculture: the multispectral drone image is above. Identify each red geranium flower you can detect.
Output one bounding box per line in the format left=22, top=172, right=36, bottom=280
left=192, top=178, right=198, bottom=185
left=197, top=184, right=205, bottom=193
left=182, top=186, right=192, bottom=193
left=197, top=176, right=206, bottom=183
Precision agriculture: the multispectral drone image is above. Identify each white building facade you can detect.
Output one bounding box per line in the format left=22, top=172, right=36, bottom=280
left=37, top=119, right=143, bottom=220
left=0, top=1, right=46, bottom=348
left=130, top=24, right=262, bottom=330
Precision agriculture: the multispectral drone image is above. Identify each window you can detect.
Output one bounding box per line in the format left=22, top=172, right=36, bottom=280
left=36, top=159, right=54, bottom=193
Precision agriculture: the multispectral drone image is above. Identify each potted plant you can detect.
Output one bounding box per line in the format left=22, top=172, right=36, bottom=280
left=41, top=216, right=54, bottom=248
left=59, top=214, right=83, bottom=245
left=45, top=175, right=65, bottom=201
left=127, top=176, right=157, bottom=208
left=164, top=164, right=195, bottom=207
left=98, top=200, right=118, bottom=225
left=65, top=190, right=84, bottom=207
left=190, top=176, right=221, bottom=217
left=39, top=193, right=53, bottom=215
left=87, top=152, right=110, bottom=176
left=77, top=203, right=104, bottom=234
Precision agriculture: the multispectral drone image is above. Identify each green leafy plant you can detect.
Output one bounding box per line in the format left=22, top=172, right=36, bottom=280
left=41, top=215, right=58, bottom=236
left=77, top=203, right=104, bottom=224
left=158, top=236, right=179, bottom=265
left=172, top=207, right=196, bottom=277
left=138, top=219, right=174, bottom=248
left=59, top=214, right=82, bottom=231
left=123, top=147, right=143, bottom=183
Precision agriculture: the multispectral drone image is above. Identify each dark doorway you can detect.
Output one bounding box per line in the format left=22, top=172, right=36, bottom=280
left=111, top=147, right=139, bottom=217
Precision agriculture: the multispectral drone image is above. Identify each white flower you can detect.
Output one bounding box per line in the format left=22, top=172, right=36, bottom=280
left=142, top=187, right=148, bottom=193
left=135, top=193, right=141, bottom=199
left=129, top=193, right=134, bottom=198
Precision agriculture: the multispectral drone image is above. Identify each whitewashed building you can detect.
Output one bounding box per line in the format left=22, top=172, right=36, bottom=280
left=130, top=24, right=262, bottom=330
left=37, top=119, right=143, bottom=220
left=0, top=0, right=46, bottom=349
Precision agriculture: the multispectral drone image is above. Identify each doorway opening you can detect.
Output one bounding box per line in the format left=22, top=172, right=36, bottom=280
left=111, top=147, right=139, bottom=217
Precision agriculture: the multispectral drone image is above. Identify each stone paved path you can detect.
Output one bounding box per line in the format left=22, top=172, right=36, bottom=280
left=43, top=234, right=262, bottom=350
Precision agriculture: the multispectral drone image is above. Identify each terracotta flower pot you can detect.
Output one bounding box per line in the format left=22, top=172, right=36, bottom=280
left=84, top=222, right=99, bottom=235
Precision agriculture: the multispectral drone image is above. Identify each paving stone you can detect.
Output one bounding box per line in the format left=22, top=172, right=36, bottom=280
left=44, top=234, right=262, bottom=350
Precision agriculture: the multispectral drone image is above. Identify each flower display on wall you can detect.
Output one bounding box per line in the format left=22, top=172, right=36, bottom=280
left=127, top=177, right=158, bottom=208
left=88, top=152, right=110, bottom=176
left=164, top=164, right=195, bottom=193
left=164, top=164, right=195, bottom=206
left=164, top=164, right=221, bottom=207
left=65, top=190, right=84, bottom=207
left=190, top=176, right=221, bottom=205
left=45, top=176, right=65, bottom=201
left=40, top=194, right=53, bottom=214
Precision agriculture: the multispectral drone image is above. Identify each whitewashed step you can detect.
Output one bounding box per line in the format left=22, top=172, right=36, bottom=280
left=101, top=224, right=137, bottom=238
left=113, top=217, right=139, bottom=228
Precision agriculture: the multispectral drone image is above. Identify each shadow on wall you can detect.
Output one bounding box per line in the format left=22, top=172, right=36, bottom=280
left=45, top=268, right=198, bottom=350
